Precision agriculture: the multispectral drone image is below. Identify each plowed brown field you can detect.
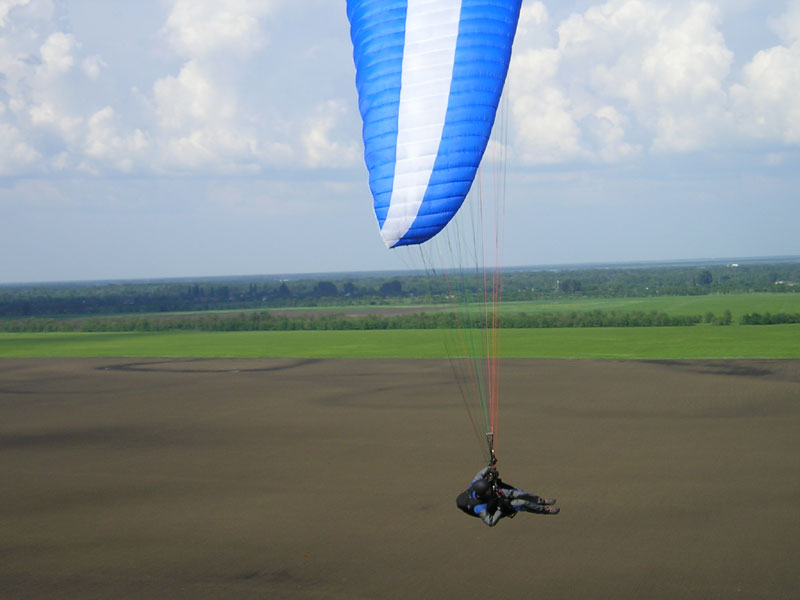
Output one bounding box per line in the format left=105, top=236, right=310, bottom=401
left=2, top=358, right=798, bottom=599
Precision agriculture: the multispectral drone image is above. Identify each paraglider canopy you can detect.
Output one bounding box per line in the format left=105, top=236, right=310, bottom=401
left=346, top=0, right=522, bottom=248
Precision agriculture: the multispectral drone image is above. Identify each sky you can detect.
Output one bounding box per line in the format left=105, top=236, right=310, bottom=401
left=1, top=0, right=798, bottom=283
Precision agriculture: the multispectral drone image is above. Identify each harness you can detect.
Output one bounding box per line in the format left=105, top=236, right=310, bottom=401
left=456, top=487, right=496, bottom=518
left=455, top=431, right=515, bottom=519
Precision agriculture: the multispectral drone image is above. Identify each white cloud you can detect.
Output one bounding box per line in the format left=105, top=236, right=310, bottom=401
left=150, top=59, right=266, bottom=172
left=302, top=100, right=359, bottom=168
left=770, top=0, right=800, bottom=46
left=0, top=28, right=34, bottom=104
left=586, top=105, right=640, bottom=161
left=511, top=5, right=586, bottom=164
left=26, top=100, right=83, bottom=150
left=730, top=1, right=800, bottom=144
left=518, top=1, right=549, bottom=30
left=506, top=1, right=800, bottom=163
left=732, top=44, right=800, bottom=143
left=511, top=72, right=586, bottom=163
left=81, top=55, right=106, bottom=79
left=164, top=0, right=280, bottom=58
left=148, top=0, right=307, bottom=173
left=83, top=107, right=149, bottom=172
left=0, top=121, right=40, bottom=173
left=0, top=0, right=306, bottom=176
left=0, top=11, right=88, bottom=173
left=37, top=31, right=77, bottom=78
left=1, top=0, right=796, bottom=180
left=0, top=0, right=30, bottom=27
left=640, top=4, right=733, bottom=150
left=153, top=60, right=235, bottom=129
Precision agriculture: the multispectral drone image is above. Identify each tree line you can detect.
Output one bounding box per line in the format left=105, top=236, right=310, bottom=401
left=9, top=308, right=797, bottom=333
left=0, top=309, right=717, bottom=333
left=1, top=261, right=797, bottom=319
left=740, top=312, right=800, bottom=325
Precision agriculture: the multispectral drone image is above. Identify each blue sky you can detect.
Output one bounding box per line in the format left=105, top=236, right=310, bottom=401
left=1, top=0, right=798, bottom=283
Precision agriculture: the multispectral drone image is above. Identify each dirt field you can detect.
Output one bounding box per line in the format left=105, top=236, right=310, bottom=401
left=1, top=358, right=798, bottom=599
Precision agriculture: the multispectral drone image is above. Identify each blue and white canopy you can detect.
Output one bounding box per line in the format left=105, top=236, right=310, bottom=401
left=347, top=0, right=522, bottom=248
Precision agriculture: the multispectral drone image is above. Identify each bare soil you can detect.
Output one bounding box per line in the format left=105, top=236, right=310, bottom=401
left=1, top=358, right=798, bottom=599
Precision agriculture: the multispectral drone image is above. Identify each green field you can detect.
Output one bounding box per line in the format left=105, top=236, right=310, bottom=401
left=1, top=323, right=798, bottom=359
left=2, top=293, right=798, bottom=359
left=498, top=293, right=800, bottom=321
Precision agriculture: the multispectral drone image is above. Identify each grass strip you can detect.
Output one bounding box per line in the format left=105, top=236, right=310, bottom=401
left=1, top=324, right=798, bottom=359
